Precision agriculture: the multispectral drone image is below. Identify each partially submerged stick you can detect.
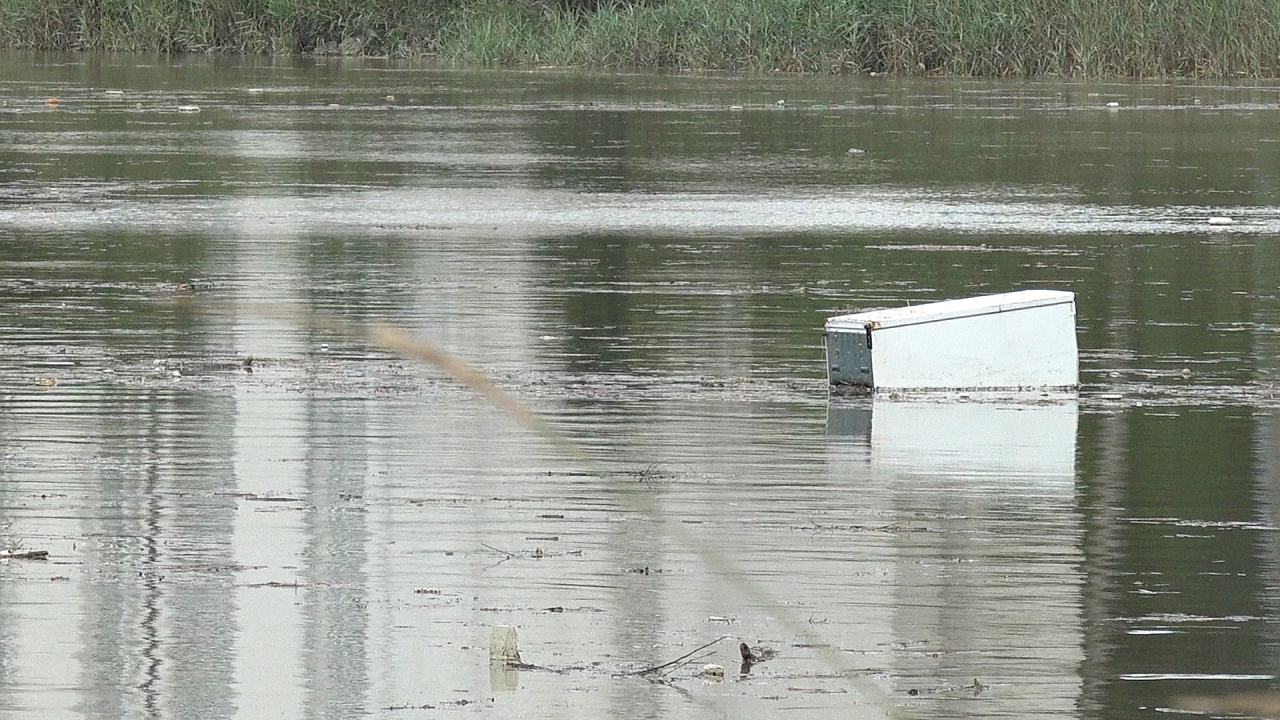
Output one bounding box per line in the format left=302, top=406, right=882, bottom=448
left=629, top=636, right=730, bottom=676
left=0, top=549, right=48, bottom=561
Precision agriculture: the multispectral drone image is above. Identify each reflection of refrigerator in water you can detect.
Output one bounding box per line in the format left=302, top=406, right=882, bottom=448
left=828, top=399, right=1083, bottom=718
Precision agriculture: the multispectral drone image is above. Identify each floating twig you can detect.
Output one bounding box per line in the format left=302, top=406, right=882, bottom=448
left=629, top=636, right=729, bottom=676
left=480, top=543, right=516, bottom=558
left=0, top=549, right=49, bottom=560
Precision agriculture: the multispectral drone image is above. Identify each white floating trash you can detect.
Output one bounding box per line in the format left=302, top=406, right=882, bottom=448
left=700, top=663, right=725, bottom=681
left=489, top=625, right=521, bottom=666
left=825, top=289, right=1079, bottom=392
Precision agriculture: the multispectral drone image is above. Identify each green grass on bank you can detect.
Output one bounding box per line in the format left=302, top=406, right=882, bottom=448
left=3, top=0, right=1280, bottom=77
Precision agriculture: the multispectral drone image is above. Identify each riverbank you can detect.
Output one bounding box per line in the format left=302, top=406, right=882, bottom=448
left=3, top=0, right=1279, bottom=77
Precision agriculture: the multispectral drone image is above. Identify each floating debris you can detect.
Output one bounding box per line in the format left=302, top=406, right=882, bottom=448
left=246, top=580, right=301, bottom=589
left=700, top=664, right=725, bottom=681
left=740, top=642, right=777, bottom=664
left=489, top=625, right=521, bottom=666
left=826, top=290, right=1078, bottom=392
left=0, top=549, right=49, bottom=561
left=1208, top=216, right=1235, bottom=225
left=847, top=147, right=866, bottom=155
left=629, top=636, right=729, bottom=677
left=176, top=105, right=201, bottom=113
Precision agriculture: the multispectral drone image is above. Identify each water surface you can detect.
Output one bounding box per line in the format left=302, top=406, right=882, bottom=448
left=2, top=54, right=1280, bottom=719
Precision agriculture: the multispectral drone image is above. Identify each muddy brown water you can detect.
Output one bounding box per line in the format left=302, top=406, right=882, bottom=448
left=2, top=53, right=1280, bottom=719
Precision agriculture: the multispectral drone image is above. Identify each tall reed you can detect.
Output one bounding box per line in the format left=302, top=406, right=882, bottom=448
left=3, top=0, right=1280, bottom=76
left=431, top=0, right=1280, bottom=76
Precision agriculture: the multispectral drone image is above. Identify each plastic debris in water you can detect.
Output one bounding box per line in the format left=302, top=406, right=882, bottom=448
left=739, top=642, right=776, bottom=663
left=489, top=625, right=521, bottom=666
